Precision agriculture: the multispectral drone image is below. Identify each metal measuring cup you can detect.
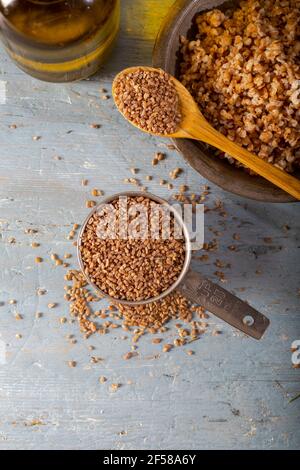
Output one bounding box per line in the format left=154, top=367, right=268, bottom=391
left=77, top=191, right=270, bottom=340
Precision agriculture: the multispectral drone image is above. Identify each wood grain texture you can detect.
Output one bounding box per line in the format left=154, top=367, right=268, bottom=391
left=0, top=0, right=299, bottom=450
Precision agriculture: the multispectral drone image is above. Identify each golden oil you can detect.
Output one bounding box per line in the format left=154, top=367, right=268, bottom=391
left=0, top=0, right=120, bottom=82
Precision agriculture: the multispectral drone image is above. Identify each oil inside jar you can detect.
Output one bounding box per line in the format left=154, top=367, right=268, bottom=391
left=0, top=0, right=120, bottom=82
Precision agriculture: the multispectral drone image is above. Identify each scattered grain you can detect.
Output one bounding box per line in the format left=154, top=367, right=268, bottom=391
left=152, top=338, right=162, bottom=344
left=37, top=288, right=47, bottom=296
left=90, top=123, right=101, bottom=129
left=86, top=200, right=96, bottom=208
left=48, top=303, right=57, bottom=309
left=212, top=330, right=222, bottom=336
left=156, top=152, right=165, bottom=161
left=110, top=383, right=120, bottom=392
left=31, top=242, right=40, bottom=248
left=91, top=189, right=103, bottom=197
left=169, top=168, right=182, bottom=180
left=123, top=352, right=135, bottom=360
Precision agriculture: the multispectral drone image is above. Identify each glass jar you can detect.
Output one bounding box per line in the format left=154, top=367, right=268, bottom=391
left=0, top=0, right=120, bottom=82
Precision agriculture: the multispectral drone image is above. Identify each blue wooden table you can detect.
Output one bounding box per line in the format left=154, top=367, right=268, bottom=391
left=0, top=0, right=299, bottom=450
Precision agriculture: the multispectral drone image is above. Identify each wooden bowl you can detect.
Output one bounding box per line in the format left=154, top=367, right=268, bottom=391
left=152, top=0, right=299, bottom=202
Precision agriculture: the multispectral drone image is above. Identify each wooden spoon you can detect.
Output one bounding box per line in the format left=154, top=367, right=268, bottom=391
left=112, top=67, right=300, bottom=201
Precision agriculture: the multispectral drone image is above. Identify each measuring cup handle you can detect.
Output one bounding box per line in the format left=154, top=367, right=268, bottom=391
left=177, top=270, right=270, bottom=339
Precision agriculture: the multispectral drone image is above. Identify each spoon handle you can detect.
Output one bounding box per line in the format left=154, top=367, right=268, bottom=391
left=177, top=270, right=270, bottom=340
left=184, top=121, right=300, bottom=200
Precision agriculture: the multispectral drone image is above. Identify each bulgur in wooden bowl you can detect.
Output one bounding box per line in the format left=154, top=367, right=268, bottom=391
left=153, top=0, right=300, bottom=202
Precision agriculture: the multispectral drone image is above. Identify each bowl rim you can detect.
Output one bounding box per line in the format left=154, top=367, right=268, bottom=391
left=152, top=0, right=298, bottom=203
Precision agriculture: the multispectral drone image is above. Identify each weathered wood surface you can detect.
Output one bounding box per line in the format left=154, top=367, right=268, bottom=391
left=0, top=0, right=299, bottom=450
